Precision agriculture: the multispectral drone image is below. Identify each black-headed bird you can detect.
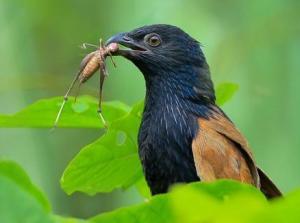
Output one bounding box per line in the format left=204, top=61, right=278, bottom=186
left=106, top=24, right=281, bottom=198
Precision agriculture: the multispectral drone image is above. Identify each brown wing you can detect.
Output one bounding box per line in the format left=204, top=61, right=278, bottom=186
left=192, top=109, right=260, bottom=187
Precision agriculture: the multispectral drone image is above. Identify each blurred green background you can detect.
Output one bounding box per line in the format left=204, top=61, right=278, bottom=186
left=0, top=0, right=299, bottom=219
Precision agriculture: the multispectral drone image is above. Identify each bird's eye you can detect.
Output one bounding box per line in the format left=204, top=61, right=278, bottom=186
left=145, top=34, right=161, bottom=47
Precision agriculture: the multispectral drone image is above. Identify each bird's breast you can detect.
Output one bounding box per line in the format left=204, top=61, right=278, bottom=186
left=138, top=101, right=200, bottom=194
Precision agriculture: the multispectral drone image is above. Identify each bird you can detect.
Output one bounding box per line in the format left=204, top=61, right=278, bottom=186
left=106, top=24, right=281, bottom=199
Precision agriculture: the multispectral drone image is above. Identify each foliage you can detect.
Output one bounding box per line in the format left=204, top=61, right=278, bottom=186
left=1, top=160, right=300, bottom=223
left=0, top=159, right=88, bottom=223
left=1, top=0, right=300, bottom=219
left=61, top=102, right=144, bottom=195
left=0, top=96, right=130, bottom=128
left=216, top=83, right=239, bottom=106
left=1, top=83, right=299, bottom=222
left=0, top=160, right=53, bottom=223
left=0, top=83, right=237, bottom=197
left=91, top=181, right=300, bottom=223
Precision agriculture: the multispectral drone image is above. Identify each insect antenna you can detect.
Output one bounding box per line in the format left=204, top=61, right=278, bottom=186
left=108, top=51, right=117, bottom=68
left=80, top=43, right=99, bottom=49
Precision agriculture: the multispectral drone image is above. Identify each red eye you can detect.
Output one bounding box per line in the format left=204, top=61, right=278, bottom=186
left=145, top=34, right=161, bottom=47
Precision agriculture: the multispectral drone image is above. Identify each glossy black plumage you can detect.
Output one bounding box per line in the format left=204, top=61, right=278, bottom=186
left=106, top=24, right=281, bottom=197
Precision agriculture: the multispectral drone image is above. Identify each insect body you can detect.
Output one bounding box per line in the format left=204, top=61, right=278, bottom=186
left=53, top=40, right=119, bottom=129
left=79, top=42, right=118, bottom=83
left=79, top=51, right=98, bottom=83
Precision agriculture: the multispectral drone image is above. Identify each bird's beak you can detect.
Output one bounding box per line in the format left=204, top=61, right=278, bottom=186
left=105, top=32, right=148, bottom=57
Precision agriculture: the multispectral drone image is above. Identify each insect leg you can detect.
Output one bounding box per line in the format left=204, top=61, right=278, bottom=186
left=108, top=51, right=117, bottom=68
left=97, top=69, right=107, bottom=128
left=53, top=70, right=81, bottom=129
left=74, top=82, right=82, bottom=103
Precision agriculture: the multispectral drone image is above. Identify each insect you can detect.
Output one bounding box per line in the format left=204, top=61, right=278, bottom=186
left=53, top=39, right=119, bottom=129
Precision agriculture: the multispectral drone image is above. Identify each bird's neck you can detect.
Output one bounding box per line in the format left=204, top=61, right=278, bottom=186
left=140, top=67, right=215, bottom=143
left=143, top=64, right=215, bottom=111
left=139, top=66, right=216, bottom=166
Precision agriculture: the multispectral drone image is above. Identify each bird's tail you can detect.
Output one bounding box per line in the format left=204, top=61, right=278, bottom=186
left=258, top=167, right=282, bottom=199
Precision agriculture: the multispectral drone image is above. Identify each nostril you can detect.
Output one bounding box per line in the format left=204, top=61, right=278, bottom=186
left=122, top=36, right=131, bottom=42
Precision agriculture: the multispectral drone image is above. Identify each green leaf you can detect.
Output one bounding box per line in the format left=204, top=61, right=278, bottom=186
left=89, top=180, right=265, bottom=223
left=179, top=179, right=265, bottom=201
left=0, top=96, right=130, bottom=128
left=216, top=82, right=239, bottom=106
left=61, top=102, right=144, bottom=195
left=170, top=180, right=267, bottom=223
left=0, top=159, right=51, bottom=211
left=53, top=215, right=89, bottom=223
left=90, top=195, right=173, bottom=223
left=89, top=180, right=300, bottom=223
left=0, top=160, right=53, bottom=223
left=251, top=190, right=300, bottom=223
left=0, top=159, right=89, bottom=223
left=135, top=177, right=151, bottom=199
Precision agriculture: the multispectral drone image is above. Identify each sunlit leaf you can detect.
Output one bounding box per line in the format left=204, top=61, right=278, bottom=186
left=135, top=177, right=151, bottom=199
left=89, top=181, right=267, bottom=223
left=90, top=180, right=300, bottom=223
left=216, top=83, right=239, bottom=106
left=170, top=180, right=267, bottom=223
left=251, top=190, right=300, bottom=223
left=90, top=195, right=173, bottom=223
left=2, top=159, right=300, bottom=223
left=0, top=96, right=130, bottom=128
left=53, top=215, right=89, bottom=223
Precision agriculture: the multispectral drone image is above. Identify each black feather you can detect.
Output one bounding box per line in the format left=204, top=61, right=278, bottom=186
left=112, top=24, right=280, bottom=197
left=123, top=25, right=216, bottom=194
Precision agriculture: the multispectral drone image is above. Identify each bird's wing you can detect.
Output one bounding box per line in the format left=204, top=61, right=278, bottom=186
left=191, top=109, right=260, bottom=187
left=257, top=167, right=282, bottom=198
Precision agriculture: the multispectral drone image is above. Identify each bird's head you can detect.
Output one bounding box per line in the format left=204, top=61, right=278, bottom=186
left=106, top=24, right=215, bottom=102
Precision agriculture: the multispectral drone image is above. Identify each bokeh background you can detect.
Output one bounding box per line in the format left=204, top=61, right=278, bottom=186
left=0, top=0, right=299, bottom=219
